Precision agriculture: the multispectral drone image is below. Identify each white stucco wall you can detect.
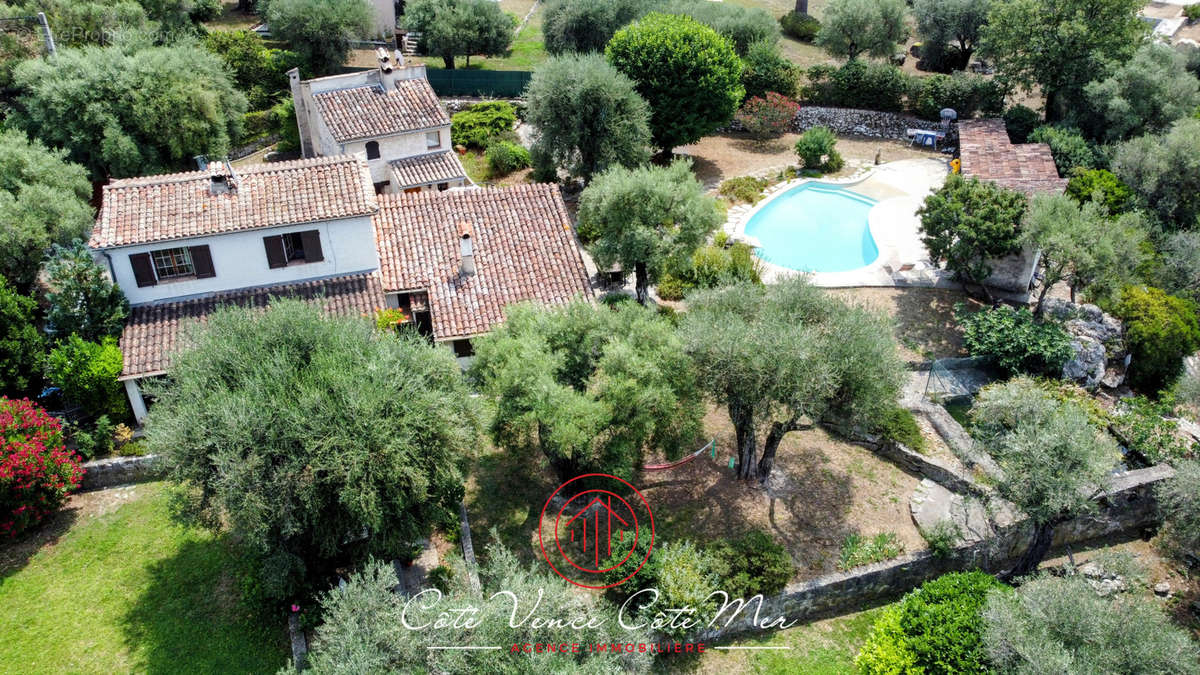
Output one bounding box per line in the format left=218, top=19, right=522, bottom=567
left=343, top=128, right=450, bottom=183
left=102, top=215, right=379, bottom=306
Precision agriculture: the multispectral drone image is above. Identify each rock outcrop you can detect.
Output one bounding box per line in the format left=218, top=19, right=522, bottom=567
left=1044, top=298, right=1127, bottom=390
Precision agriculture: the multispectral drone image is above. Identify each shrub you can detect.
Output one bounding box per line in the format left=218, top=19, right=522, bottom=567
left=660, top=0, right=780, bottom=56
left=779, top=11, right=820, bottom=42
left=1066, top=167, right=1133, bottom=214
left=0, top=278, right=45, bottom=398
left=630, top=540, right=720, bottom=638
left=0, top=397, right=84, bottom=537
left=735, top=92, right=799, bottom=141
left=838, top=532, right=904, bottom=570
left=1003, top=104, right=1041, bottom=144
left=795, top=126, right=841, bottom=171
left=272, top=98, right=303, bottom=153
left=710, top=531, right=793, bottom=597
left=484, top=140, right=531, bottom=175
left=670, top=240, right=763, bottom=293
left=803, top=60, right=906, bottom=112
left=919, top=520, right=962, bottom=558
left=1187, top=3, right=1200, bottom=21
left=1029, top=125, right=1098, bottom=176
left=857, top=571, right=1008, bottom=674
left=451, top=101, right=517, bottom=148
left=740, top=41, right=798, bottom=100
left=71, top=414, right=115, bottom=461
left=1115, top=286, right=1200, bottom=392
left=1157, top=459, right=1200, bottom=554
left=874, top=406, right=927, bottom=453
left=718, top=175, right=769, bottom=204
left=958, top=305, right=1074, bottom=377
left=906, top=72, right=1005, bottom=120
left=1110, top=395, right=1196, bottom=464
left=44, top=336, right=127, bottom=420
left=655, top=273, right=692, bottom=301
left=373, top=308, right=409, bottom=332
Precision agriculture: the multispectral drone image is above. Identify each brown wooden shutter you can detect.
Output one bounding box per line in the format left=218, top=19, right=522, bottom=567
left=189, top=245, right=215, bottom=278
left=129, top=253, right=156, bottom=287
left=263, top=235, right=287, bottom=268
left=300, top=230, right=323, bottom=262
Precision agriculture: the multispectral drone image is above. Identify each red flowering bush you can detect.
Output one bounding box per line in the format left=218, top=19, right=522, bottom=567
left=0, top=397, right=84, bottom=537
left=735, top=92, right=800, bottom=141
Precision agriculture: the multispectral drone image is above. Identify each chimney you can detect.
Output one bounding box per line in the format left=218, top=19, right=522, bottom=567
left=194, top=155, right=208, bottom=170
left=209, top=161, right=240, bottom=196
left=377, top=47, right=399, bottom=91
left=458, top=222, right=475, bottom=277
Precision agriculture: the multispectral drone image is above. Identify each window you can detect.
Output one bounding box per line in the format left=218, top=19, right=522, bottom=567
left=437, top=182, right=449, bottom=191
left=264, top=230, right=324, bottom=268
left=426, top=131, right=440, bottom=149
left=151, top=247, right=194, bottom=280
left=452, top=339, right=474, bottom=358
left=365, top=140, right=380, bottom=160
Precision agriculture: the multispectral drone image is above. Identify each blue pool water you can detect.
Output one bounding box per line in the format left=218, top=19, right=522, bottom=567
left=743, top=183, right=879, bottom=273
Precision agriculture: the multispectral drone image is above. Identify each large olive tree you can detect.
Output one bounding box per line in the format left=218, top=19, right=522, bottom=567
left=681, top=277, right=906, bottom=483
left=146, top=300, right=481, bottom=600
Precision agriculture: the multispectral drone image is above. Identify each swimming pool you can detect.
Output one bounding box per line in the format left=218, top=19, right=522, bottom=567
left=742, top=182, right=879, bottom=273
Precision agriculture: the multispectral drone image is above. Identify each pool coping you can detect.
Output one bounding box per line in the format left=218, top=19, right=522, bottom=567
left=730, top=170, right=899, bottom=286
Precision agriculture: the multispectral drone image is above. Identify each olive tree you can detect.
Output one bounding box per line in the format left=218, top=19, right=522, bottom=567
left=303, top=544, right=652, bottom=674
left=1112, top=118, right=1200, bottom=230
left=1081, top=42, right=1200, bottom=143
left=524, top=53, right=651, bottom=183
left=1159, top=231, right=1200, bottom=305
left=681, top=277, right=906, bottom=483
left=405, top=0, right=515, bottom=69
left=579, top=159, right=721, bottom=304
left=470, top=300, right=703, bottom=483
left=542, top=0, right=648, bottom=55
left=1157, top=459, right=1200, bottom=556
left=917, top=174, right=1027, bottom=296
left=983, top=574, right=1199, bottom=672
left=1021, top=193, right=1145, bottom=313
left=266, top=0, right=373, bottom=75
left=146, top=300, right=481, bottom=600
left=912, top=0, right=991, bottom=71
left=606, top=12, right=743, bottom=155
left=815, top=0, right=908, bottom=62
left=969, top=377, right=1118, bottom=579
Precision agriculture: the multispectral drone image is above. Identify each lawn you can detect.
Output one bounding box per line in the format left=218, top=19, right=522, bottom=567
left=0, top=483, right=288, bottom=675
left=661, top=606, right=885, bottom=674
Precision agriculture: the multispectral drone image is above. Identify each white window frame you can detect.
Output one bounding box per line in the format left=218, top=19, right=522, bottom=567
left=150, top=247, right=194, bottom=280
left=426, top=131, right=441, bottom=149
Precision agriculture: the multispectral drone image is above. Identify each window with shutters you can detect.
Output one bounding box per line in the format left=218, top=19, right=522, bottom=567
left=265, top=230, right=323, bottom=268
left=365, top=140, right=381, bottom=160
left=282, top=232, right=307, bottom=262
left=151, top=247, right=194, bottom=280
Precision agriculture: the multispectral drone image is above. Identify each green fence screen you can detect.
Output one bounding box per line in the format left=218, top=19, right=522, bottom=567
left=425, top=69, right=532, bottom=98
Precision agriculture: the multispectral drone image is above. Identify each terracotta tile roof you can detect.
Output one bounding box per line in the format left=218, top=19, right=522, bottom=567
left=313, top=80, right=450, bottom=143
left=91, top=156, right=378, bottom=249
left=958, top=119, right=1068, bottom=195
left=119, top=273, right=386, bottom=379
left=373, top=184, right=592, bottom=340
left=390, top=151, right=469, bottom=189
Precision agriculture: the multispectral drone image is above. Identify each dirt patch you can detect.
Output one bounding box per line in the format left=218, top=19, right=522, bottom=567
left=678, top=131, right=941, bottom=189
left=641, top=407, right=924, bottom=580
left=827, top=287, right=985, bottom=362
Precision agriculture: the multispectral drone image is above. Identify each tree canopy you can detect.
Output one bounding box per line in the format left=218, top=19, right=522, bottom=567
left=0, top=278, right=44, bottom=398
left=681, top=277, right=906, bottom=482
left=1021, top=193, right=1145, bottom=312
left=524, top=52, right=651, bottom=184
left=917, top=174, right=1027, bottom=291
left=606, top=12, right=743, bottom=154
left=815, top=0, right=908, bottom=62
left=404, top=0, right=515, bottom=69
left=44, top=244, right=129, bottom=343
left=304, top=545, right=652, bottom=674
left=578, top=159, right=721, bottom=303
left=969, top=377, right=1117, bottom=578
left=470, top=300, right=703, bottom=482
left=1112, top=118, right=1200, bottom=229
left=1081, top=42, right=1200, bottom=143
left=13, top=42, right=247, bottom=181
left=980, top=0, right=1146, bottom=120
left=145, top=301, right=482, bottom=600
left=0, top=130, right=94, bottom=293
left=1157, top=459, right=1200, bottom=557
left=266, top=0, right=373, bottom=75
left=542, top=0, right=648, bottom=55
left=912, top=0, right=991, bottom=71
left=983, top=574, right=1199, bottom=672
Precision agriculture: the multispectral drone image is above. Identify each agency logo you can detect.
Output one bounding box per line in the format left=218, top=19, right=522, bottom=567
left=538, top=473, right=654, bottom=590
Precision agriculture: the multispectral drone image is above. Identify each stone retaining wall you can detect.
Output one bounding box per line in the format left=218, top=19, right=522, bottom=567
left=790, top=106, right=948, bottom=141
left=826, top=421, right=983, bottom=496
left=694, top=464, right=1170, bottom=642
left=79, top=454, right=164, bottom=491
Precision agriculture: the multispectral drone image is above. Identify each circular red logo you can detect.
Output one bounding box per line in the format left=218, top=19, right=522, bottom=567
left=538, top=473, right=654, bottom=589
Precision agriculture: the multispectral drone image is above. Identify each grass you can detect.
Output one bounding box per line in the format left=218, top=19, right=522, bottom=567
left=670, top=605, right=885, bottom=674
left=838, top=532, right=905, bottom=571
left=421, top=8, right=549, bottom=72
left=0, top=483, right=287, bottom=674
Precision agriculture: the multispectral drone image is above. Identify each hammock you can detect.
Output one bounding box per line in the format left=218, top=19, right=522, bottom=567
left=642, top=439, right=716, bottom=471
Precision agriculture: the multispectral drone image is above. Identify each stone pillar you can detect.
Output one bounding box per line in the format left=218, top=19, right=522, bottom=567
left=124, top=379, right=149, bottom=426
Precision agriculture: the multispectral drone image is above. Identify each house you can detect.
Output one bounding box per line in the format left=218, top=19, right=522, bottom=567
left=288, top=50, right=468, bottom=195
left=91, top=157, right=591, bottom=424
left=956, top=119, right=1068, bottom=295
